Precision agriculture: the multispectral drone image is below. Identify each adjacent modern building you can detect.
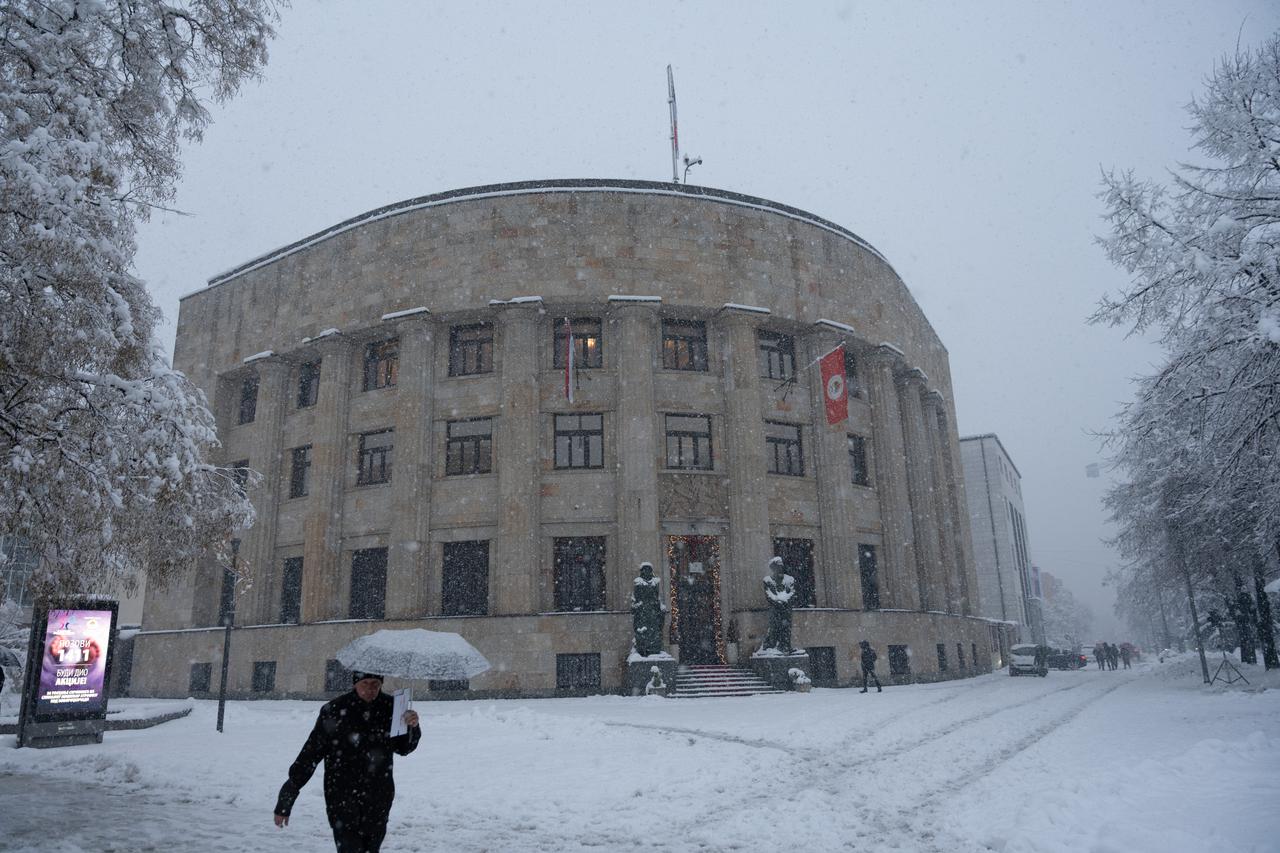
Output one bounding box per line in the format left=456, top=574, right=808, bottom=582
left=958, top=433, right=1044, bottom=645
left=133, top=179, right=998, bottom=698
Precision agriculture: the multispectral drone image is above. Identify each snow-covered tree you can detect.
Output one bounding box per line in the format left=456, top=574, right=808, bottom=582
left=1096, top=33, right=1280, bottom=669
left=1039, top=575, right=1094, bottom=647
left=1, top=1, right=278, bottom=601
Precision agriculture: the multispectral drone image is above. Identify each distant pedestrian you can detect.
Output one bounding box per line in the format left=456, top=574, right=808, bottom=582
left=274, top=672, right=421, bottom=853
left=1093, top=644, right=1105, bottom=670
left=1120, top=645, right=1131, bottom=669
left=858, top=640, right=882, bottom=693
left=1107, top=644, right=1119, bottom=671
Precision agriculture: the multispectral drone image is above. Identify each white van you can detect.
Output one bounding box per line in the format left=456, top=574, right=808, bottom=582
left=1009, top=643, right=1047, bottom=677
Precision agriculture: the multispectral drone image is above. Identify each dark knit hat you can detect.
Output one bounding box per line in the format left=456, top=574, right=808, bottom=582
left=351, top=671, right=384, bottom=685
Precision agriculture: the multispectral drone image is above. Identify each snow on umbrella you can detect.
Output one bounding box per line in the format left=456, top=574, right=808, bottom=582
left=336, top=629, right=491, bottom=681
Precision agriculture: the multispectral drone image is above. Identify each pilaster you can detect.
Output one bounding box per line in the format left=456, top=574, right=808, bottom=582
left=806, top=329, right=858, bottom=609
left=934, top=395, right=979, bottom=615
left=493, top=303, right=541, bottom=615
left=865, top=346, right=919, bottom=610
left=302, top=336, right=353, bottom=622
left=386, top=313, right=434, bottom=619
left=242, top=357, right=290, bottom=625
left=898, top=368, right=942, bottom=611
left=924, top=390, right=960, bottom=613
left=611, top=301, right=662, bottom=610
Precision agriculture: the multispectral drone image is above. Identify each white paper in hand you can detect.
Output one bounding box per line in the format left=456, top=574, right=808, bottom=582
left=389, top=688, right=410, bottom=737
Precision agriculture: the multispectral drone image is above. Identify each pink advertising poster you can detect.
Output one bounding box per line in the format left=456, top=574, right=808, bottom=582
left=35, top=609, right=114, bottom=716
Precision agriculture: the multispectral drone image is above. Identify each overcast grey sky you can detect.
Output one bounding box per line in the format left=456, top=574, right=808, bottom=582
left=134, top=1, right=1280, bottom=637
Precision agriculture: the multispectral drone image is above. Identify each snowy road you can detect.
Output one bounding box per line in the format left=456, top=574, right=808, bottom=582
left=2, top=658, right=1277, bottom=852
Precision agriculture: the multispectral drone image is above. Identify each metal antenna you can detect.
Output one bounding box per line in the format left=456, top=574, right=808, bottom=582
left=668, top=65, right=679, bottom=183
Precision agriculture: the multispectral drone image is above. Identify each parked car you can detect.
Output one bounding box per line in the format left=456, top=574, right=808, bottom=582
left=1009, top=643, right=1048, bottom=677
left=1045, top=648, right=1088, bottom=670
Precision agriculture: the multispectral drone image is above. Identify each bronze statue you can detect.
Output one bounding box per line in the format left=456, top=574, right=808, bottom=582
left=631, top=562, right=666, bottom=656
left=762, top=556, right=796, bottom=654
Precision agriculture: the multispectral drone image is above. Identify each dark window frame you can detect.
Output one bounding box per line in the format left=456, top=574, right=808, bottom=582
left=844, top=350, right=862, bottom=399
left=297, top=360, right=321, bottom=408
left=553, top=317, right=603, bottom=369
left=664, top=414, right=713, bottom=470
left=349, top=547, right=388, bottom=620
left=324, top=659, right=350, bottom=693
left=889, top=644, right=912, bottom=676
left=859, top=544, right=880, bottom=610
left=441, top=540, right=490, bottom=617
left=772, top=538, right=817, bottom=609
left=449, top=323, right=494, bottom=376
left=661, top=319, right=708, bottom=372
left=848, top=434, right=870, bottom=487
left=238, top=374, right=259, bottom=425
left=280, top=556, right=303, bottom=624
left=362, top=338, right=399, bottom=391
left=553, top=536, right=607, bottom=612
left=230, top=460, right=251, bottom=495
left=957, top=643, right=966, bottom=669
left=189, top=662, right=212, bottom=693
left=445, top=418, right=493, bottom=476
left=554, top=413, right=604, bottom=470
left=356, top=429, right=394, bottom=486
left=556, top=653, right=602, bottom=691
left=937, top=643, right=949, bottom=672
left=757, top=330, right=795, bottom=381
left=765, top=420, right=804, bottom=476
left=251, top=660, right=277, bottom=693
left=808, top=646, right=838, bottom=686
left=289, top=445, right=312, bottom=498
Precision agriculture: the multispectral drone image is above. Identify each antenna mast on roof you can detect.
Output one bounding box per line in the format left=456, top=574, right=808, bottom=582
left=667, top=65, right=703, bottom=184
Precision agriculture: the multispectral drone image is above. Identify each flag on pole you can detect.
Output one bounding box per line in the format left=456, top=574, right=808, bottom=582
left=563, top=317, right=574, bottom=403
left=820, top=344, right=848, bottom=425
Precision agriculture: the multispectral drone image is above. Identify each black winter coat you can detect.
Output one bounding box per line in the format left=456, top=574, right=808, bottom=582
left=860, top=646, right=878, bottom=672
left=274, top=690, right=421, bottom=834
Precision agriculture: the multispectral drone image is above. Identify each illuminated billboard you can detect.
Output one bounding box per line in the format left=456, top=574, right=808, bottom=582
left=34, top=607, right=115, bottom=716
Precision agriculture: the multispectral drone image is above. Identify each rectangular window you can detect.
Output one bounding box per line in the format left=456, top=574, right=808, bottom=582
left=252, top=660, right=277, bottom=693
left=357, top=429, right=393, bottom=485
left=889, top=644, right=911, bottom=676
left=553, top=537, right=606, bottom=612
left=957, top=643, right=966, bottom=669
left=442, top=540, right=489, bottom=617
left=554, top=413, right=604, bottom=469
left=844, top=350, right=861, bottom=399
left=859, top=544, right=880, bottom=610
left=808, top=646, right=837, bottom=686
left=289, top=445, right=312, bottom=498
left=937, top=643, right=949, bottom=672
left=349, top=547, right=387, bottom=620
left=556, top=653, right=602, bottom=691
left=848, top=434, right=870, bottom=487
left=363, top=338, right=399, bottom=391
left=218, top=542, right=238, bottom=626
left=428, top=679, right=469, bottom=692
left=297, top=360, right=321, bottom=408
left=449, top=323, right=494, bottom=376
left=972, top=642, right=979, bottom=670
left=765, top=421, right=804, bottom=476
left=189, top=662, right=212, bottom=693
left=280, top=556, right=303, bottom=624
left=757, top=331, right=795, bottom=381
left=230, top=460, right=251, bottom=495
left=324, top=659, right=350, bottom=693
left=445, top=418, right=493, bottom=476
left=553, top=318, right=603, bottom=369
left=661, top=319, right=708, bottom=371
left=772, top=538, right=816, bottom=608
left=664, top=414, right=713, bottom=470
left=238, top=374, right=259, bottom=424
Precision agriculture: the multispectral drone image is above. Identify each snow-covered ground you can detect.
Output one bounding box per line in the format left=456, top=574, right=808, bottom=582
left=1, top=655, right=1276, bottom=852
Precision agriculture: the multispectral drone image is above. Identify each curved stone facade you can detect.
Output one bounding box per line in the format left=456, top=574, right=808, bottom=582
left=134, top=180, right=996, bottom=698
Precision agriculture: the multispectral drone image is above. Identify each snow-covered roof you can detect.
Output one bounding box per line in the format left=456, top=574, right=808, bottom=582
left=381, top=306, right=430, bottom=321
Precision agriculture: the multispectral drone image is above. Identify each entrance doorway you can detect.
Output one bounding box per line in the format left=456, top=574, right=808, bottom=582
left=667, top=535, right=722, bottom=664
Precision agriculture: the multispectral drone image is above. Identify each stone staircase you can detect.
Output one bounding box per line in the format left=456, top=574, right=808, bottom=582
left=673, top=664, right=784, bottom=698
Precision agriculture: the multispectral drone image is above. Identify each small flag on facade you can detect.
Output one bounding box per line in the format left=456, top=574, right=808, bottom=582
left=820, top=344, right=848, bottom=425
left=563, top=317, right=574, bottom=403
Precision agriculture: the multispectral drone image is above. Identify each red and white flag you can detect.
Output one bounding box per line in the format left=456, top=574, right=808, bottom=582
left=563, top=317, right=575, bottom=403
left=820, top=344, right=847, bottom=425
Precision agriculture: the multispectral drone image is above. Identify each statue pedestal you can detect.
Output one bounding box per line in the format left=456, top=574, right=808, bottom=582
left=750, top=650, right=811, bottom=691
left=627, top=652, right=677, bottom=697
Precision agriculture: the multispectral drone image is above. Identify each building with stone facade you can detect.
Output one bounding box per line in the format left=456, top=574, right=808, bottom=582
left=959, top=433, right=1044, bottom=646
left=133, top=179, right=996, bottom=698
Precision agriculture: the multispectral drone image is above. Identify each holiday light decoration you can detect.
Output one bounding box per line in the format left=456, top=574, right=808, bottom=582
left=665, top=535, right=725, bottom=664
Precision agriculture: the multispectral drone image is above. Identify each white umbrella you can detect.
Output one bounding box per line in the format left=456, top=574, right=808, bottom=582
left=336, top=628, right=491, bottom=681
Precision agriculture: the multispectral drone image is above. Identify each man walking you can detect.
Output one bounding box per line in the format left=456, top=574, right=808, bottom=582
left=274, top=672, right=421, bottom=852
left=859, top=640, right=882, bottom=693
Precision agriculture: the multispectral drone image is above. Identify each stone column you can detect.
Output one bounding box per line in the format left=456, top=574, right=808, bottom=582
left=898, top=368, right=942, bottom=611
left=386, top=314, right=434, bottom=619
left=493, top=304, right=541, bottom=615
left=717, top=309, right=771, bottom=616
left=242, top=358, right=291, bottom=625
left=612, top=302, right=661, bottom=611
left=183, top=375, right=239, bottom=627
left=934, top=397, right=979, bottom=615
left=924, top=390, right=960, bottom=614
left=302, top=336, right=353, bottom=622
left=865, top=346, right=918, bottom=610
left=806, top=329, right=859, bottom=609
